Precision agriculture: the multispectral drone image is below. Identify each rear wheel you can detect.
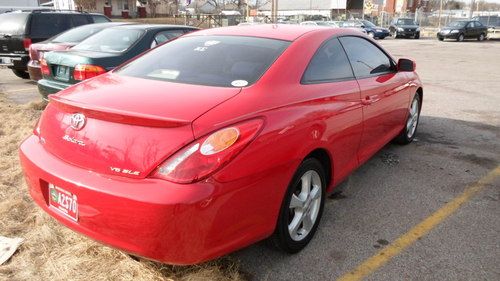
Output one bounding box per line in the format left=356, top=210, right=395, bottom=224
left=394, top=94, right=421, bottom=145
left=270, top=158, right=326, bottom=253
left=478, top=33, right=485, bottom=41
left=12, top=69, right=30, bottom=79
left=457, top=33, right=465, bottom=42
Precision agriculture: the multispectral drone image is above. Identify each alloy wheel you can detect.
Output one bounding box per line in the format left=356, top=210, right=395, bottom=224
left=288, top=170, right=322, bottom=241
left=406, top=98, right=419, bottom=138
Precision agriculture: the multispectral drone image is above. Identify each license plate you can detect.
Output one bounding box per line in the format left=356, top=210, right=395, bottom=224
left=0, top=57, right=12, bottom=65
left=48, top=184, right=78, bottom=222
left=55, top=65, right=70, bottom=81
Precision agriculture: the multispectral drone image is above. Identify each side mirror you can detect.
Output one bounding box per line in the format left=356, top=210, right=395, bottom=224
left=398, top=58, right=415, bottom=72
left=360, top=25, right=365, bottom=28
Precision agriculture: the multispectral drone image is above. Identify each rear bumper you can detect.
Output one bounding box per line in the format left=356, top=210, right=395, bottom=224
left=0, top=53, right=29, bottom=71
left=37, top=78, right=71, bottom=100
left=28, top=60, right=42, bottom=81
left=19, top=135, right=278, bottom=264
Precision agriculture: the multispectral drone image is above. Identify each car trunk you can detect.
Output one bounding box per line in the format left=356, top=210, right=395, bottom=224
left=30, top=42, right=75, bottom=62
left=0, top=13, right=29, bottom=55
left=43, top=49, right=122, bottom=84
left=38, top=73, right=241, bottom=179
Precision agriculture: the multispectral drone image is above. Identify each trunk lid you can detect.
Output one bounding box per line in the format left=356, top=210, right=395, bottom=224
left=30, top=42, right=75, bottom=62
left=43, top=49, right=122, bottom=84
left=38, top=73, right=241, bottom=179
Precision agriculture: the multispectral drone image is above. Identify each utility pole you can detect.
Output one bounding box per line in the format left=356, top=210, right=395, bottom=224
left=469, top=0, right=474, bottom=19
left=438, top=0, right=443, bottom=29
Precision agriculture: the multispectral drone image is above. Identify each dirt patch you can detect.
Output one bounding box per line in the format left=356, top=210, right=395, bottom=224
left=0, top=95, right=244, bottom=281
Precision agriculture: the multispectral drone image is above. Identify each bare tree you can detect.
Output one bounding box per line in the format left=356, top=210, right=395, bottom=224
left=74, top=0, right=96, bottom=11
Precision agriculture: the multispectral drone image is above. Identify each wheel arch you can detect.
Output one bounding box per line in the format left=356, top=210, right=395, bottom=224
left=304, top=148, right=333, bottom=190
left=416, top=87, right=423, bottom=113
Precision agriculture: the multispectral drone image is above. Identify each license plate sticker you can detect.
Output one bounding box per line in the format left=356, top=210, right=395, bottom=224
left=48, top=184, right=78, bottom=222
left=55, top=65, right=70, bottom=81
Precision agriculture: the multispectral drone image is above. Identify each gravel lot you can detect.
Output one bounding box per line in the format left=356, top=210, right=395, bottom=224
left=0, top=38, right=499, bottom=281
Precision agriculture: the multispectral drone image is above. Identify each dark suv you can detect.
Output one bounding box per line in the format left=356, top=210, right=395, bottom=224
left=0, top=10, right=110, bottom=79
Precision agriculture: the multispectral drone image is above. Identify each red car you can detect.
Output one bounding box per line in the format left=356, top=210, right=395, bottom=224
left=28, top=22, right=130, bottom=81
left=20, top=25, right=423, bottom=265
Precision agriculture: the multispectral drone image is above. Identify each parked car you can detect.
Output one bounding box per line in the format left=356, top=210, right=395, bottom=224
left=342, top=20, right=390, bottom=39
left=28, top=22, right=131, bottom=81
left=390, top=18, right=420, bottom=39
left=338, top=21, right=368, bottom=34
left=37, top=24, right=198, bottom=100
left=472, top=15, right=499, bottom=28
left=0, top=10, right=110, bottom=79
left=437, top=20, right=488, bottom=42
left=20, top=25, right=423, bottom=265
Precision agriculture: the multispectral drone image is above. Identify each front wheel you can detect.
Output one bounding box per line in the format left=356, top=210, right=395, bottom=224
left=438, top=37, right=444, bottom=41
left=270, top=158, right=326, bottom=253
left=414, top=33, right=420, bottom=39
left=368, top=32, right=375, bottom=38
left=394, top=94, right=421, bottom=145
left=457, top=33, right=465, bottom=42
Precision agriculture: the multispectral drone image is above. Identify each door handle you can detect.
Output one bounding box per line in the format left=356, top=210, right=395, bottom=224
left=361, top=95, right=380, bottom=105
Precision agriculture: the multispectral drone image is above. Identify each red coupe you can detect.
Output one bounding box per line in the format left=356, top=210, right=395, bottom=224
left=20, top=25, right=423, bottom=265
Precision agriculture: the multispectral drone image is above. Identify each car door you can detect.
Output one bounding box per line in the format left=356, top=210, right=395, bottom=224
left=465, top=22, right=475, bottom=38
left=301, top=37, right=363, bottom=182
left=339, top=36, right=411, bottom=164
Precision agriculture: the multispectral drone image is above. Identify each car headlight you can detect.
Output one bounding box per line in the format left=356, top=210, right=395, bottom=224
left=450, top=30, right=459, bottom=33
left=397, top=27, right=404, bottom=32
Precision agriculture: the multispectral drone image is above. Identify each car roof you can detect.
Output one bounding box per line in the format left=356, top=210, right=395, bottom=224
left=186, top=24, right=339, bottom=41
left=108, top=24, right=197, bottom=31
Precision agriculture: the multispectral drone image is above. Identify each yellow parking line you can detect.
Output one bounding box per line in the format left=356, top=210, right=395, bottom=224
left=337, top=165, right=500, bottom=281
left=0, top=87, right=36, bottom=94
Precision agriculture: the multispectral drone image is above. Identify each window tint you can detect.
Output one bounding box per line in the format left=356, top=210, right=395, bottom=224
left=30, top=14, right=72, bottom=38
left=117, top=35, right=290, bottom=87
left=339, top=36, right=393, bottom=78
left=71, top=15, right=90, bottom=27
left=91, top=15, right=110, bottom=23
left=0, top=13, right=29, bottom=35
left=73, top=28, right=144, bottom=53
left=302, top=38, right=354, bottom=83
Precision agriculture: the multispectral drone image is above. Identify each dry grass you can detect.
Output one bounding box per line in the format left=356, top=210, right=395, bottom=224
left=0, top=96, right=244, bottom=281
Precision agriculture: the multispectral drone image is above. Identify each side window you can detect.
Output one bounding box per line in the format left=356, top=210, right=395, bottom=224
left=91, top=15, right=110, bottom=23
left=475, top=21, right=482, bottom=27
left=151, top=30, right=185, bottom=48
left=30, top=14, right=72, bottom=38
left=339, top=36, right=394, bottom=78
left=466, top=22, right=473, bottom=28
left=71, top=15, right=90, bottom=27
left=302, top=38, right=354, bottom=83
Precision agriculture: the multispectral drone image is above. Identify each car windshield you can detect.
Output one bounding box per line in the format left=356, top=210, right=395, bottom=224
left=447, top=21, right=467, bottom=28
left=51, top=24, right=109, bottom=43
left=0, top=13, right=29, bottom=35
left=72, top=28, right=144, bottom=53
left=116, top=35, right=290, bottom=87
left=397, top=19, right=417, bottom=25
left=361, top=20, right=376, bottom=27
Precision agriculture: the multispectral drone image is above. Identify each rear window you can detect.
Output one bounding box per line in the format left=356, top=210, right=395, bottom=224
left=116, top=35, right=290, bottom=87
left=397, top=19, right=416, bottom=25
left=30, top=14, right=72, bottom=38
left=72, top=28, right=144, bottom=53
left=0, top=13, right=29, bottom=35
left=51, top=24, right=108, bottom=43
left=91, top=15, right=110, bottom=23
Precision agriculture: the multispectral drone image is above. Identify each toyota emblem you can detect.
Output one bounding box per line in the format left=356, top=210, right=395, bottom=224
left=70, top=113, right=86, bottom=130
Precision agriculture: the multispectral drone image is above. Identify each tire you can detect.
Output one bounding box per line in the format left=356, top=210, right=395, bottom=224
left=478, top=33, right=485, bottom=41
left=393, top=94, right=421, bottom=145
left=414, top=33, right=420, bottom=39
left=457, top=33, right=464, bottom=42
left=269, top=158, right=326, bottom=253
left=438, top=37, right=444, bottom=41
left=12, top=69, right=30, bottom=79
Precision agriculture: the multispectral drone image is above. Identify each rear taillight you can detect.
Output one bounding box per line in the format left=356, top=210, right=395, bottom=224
left=23, top=37, right=32, bottom=50
left=40, top=59, right=50, bottom=76
left=152, top=119, right=264, bottom=183
left=73, top=64, right=106, bottom=81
